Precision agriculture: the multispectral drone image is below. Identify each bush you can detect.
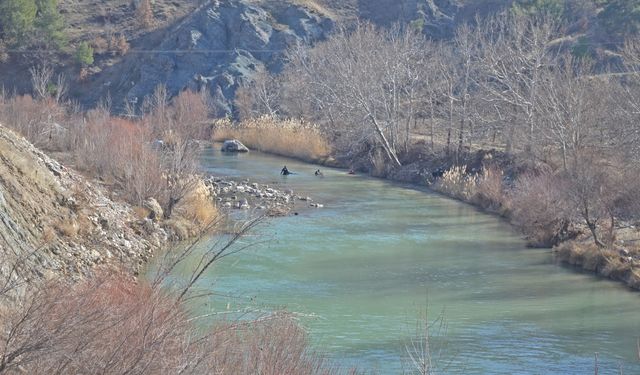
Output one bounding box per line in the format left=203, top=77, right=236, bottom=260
left=135, top=0, right=154, bottom=29
left=0, top=40, right=9, bottom=63
left=91, top=35, right=108, bottom=54
left=75, top=114, right=164, bottom=206
left=0, top=94, right=56, bottom=148
left=510, top=171, right=571, bottom=246
left=0, top=272, right=339, bottom=374
left=110, top=33, right=129, bottom=56
left=75, top=41, right=94, bottom=66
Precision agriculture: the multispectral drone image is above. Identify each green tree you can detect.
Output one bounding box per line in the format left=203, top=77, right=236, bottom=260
left=75, top=41, right=94, bottom=66
left=0, top=0, right=38, bottom=43
left=34, top=0, right=66, bottom=48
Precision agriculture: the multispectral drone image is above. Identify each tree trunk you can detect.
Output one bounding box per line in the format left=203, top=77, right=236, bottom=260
left=164, top=196, right=178, bottom=219
left=370, top=117, right=402, bottom=167
left=583, top=204, right=605, bottom=248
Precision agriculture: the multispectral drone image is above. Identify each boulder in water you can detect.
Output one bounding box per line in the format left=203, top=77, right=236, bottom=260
left=221, top=139, right=249, bottom=153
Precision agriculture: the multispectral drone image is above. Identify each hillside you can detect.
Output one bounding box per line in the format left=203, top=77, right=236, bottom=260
left=0, top=0, right=638, bottom=112
left=0, top=124, right=164, bottom=299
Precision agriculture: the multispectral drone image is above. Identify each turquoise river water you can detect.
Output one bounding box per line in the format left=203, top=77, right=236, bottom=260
left=148, top=147, right=640, bottom=374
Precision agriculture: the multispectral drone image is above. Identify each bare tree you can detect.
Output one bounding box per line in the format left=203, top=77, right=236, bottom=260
left=538, top=57, right=611, bottom=170
left=29, top=65, right=53, bottom=100
left=282, top=23, right=429, bottom=167
left=476, top=13, right=561, bottom=155
left=153, top=88, right=210, bottom=218
left=235, top=66, right=282, bottom=120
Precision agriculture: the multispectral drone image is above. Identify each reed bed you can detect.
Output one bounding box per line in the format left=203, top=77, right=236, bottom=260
left=212, top=116, right=331, bottom=162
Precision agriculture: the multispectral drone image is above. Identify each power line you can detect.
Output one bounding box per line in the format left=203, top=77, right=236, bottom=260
left=5, top=49, right=289, bottom=53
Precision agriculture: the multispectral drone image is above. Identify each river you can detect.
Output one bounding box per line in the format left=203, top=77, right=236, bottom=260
left=149, top=147, right=640, bottom=374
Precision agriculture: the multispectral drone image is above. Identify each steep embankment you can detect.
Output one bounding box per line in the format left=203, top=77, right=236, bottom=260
left=0, top=124, right=165, bottom=296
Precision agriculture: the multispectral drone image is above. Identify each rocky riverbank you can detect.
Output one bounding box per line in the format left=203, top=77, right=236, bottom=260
left=204, top=176, right=322, bottom=216
left=0, top=125, right=168, bottom=301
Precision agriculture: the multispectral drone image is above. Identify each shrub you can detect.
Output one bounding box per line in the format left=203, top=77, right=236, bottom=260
left=75, top=115, right=164, bottom=206
left=510, top=172, right=571, bottom=246
left=92, top=35, right=108, bottom=54
left=0, top=40, right=9, bottom=62
left=0, top=272, right=340, bottom=374
left=0, top=94, right=55, bottom=148
left=0, top=273, right=197, bottom=373
left=112, top=34, right=129, bottom=55
left=75, top=41, right=94, bottom=66
left=135, top=0, right=154, bottom=29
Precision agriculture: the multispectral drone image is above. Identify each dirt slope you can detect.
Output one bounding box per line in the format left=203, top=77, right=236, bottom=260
left=0, top=124, right=164, bottom=298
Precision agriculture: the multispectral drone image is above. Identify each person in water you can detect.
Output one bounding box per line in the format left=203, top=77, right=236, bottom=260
left=281, top=165, right=290, bottom=175
left=314, top=169, right=323, bottom=176
left=348, top=167, right=355, bottom=175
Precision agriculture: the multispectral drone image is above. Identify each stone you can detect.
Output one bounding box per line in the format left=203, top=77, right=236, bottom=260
left=240, top=199, right=250, bottom=210
left=143, top=198, right=164, bottom=221
left=221, top=139, right=249, bottom=153
left=142, top=218, right=155, bottom=233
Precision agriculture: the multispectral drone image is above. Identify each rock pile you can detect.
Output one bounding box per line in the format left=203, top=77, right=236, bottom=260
left=203, top=176, right=322, bottom=215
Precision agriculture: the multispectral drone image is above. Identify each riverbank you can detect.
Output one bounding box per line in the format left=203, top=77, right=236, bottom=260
left=212, top=128, right=640, bottom=291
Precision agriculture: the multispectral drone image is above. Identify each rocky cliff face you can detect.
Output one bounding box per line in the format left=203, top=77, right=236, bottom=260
left=0, top=125, right=164, bottom=299
left=125, top=0, right=333, bottom=115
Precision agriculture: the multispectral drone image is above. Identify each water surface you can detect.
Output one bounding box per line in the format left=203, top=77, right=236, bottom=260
left=151, top=147, right=640, bottom=374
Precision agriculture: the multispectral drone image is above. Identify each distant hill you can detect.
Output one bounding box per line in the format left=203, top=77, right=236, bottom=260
left=0, top=0, right=637, bottom=112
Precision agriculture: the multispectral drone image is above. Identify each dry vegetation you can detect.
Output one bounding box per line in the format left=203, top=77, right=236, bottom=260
left=212, top=116, right=331, bottom=162
left=0, top=74, right=215, bottom=233
left=0, top=272, right=339, bottom=374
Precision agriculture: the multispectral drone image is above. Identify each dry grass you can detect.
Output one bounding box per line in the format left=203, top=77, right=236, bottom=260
left=212, top=116, right=331, bottom=162
left=472, top=166, right=507, bottom=213
left=55, top=218, right=79, bottom=238
left=432, top=166, right=478, bottom=201
left=176, top=180, right=219, bottom=228
left=40, top=226, right=57, bottom=245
